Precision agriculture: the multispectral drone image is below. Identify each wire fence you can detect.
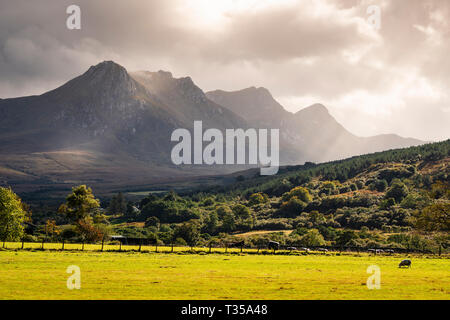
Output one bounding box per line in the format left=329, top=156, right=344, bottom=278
left=1, top=239, right=447, bottom=255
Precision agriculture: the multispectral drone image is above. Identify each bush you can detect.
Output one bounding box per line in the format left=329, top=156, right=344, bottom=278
left=299, top=229, right=326, bottom=247
left=248, top=193, right=268, bottom=206
left=285, top=187, right=312, bottom=203
left=279, top=198, right=307, bottom=218
left=374, top=179, right=388, bottom=192
left=385, top=181, right=408, bottom=203
left=145, top=216, right=160, bottom=228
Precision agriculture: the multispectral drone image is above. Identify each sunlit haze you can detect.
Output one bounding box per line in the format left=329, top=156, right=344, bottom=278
left=0, top=0, right=449, bottom=141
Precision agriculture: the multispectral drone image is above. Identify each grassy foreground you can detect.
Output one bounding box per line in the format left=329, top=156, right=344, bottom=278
left=0, top=250, right=448, bottom=300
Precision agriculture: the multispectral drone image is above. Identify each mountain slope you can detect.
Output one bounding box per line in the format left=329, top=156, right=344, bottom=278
left=206, top=88, right=424, bottom=163
left=0, top=60, right=425, bottom=194
left=0, top=61, right=248, bottom=192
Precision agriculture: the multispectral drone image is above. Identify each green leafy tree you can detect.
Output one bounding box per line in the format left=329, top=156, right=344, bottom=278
left=222, top=211, right=236, bottom=232
left=145, top=216, right=160, bottom=228
left=59, top=185, right=100, bottom=222
left=232, top=204, right=251, bottom=220
left=285, top=186, right=312, bottom=202
left=308, top=210, right=326, bottom=227
left=374, top=179, right=388, bottom=192
left=248, top=193, right=268, bottom=206
left=173, top=222, right=200, bottom=247
left=203, top=212, right=219, bottom=235
left=280, top=197, right=307, bottom=218
left=385, top=181, right=408, bottom=203
left=58, top=185, right=103, bottom=242
left=415, top=203, right=450, bottom=232
left=0, top=187, right=27, bottom=241
left=335, top=230, right=358, bottom=246
left=300, top=229, right=326, bottom=247
left=216, top=205, right=232, bottom=220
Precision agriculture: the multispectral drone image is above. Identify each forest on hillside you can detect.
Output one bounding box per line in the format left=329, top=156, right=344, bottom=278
left=2, top=140, right=449, bottom=253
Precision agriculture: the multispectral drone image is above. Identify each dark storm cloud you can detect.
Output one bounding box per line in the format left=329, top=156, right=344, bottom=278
left=0, top=0, right=448, bottom=140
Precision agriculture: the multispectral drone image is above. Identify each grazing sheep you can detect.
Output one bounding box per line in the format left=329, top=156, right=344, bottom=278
left=300, top=247, right=310, bottom=252
left=317, top=248, right=328, bottom=252
left=368, top=249, right=376, bottom=254
left=287, top=247, right=297, bottom=251
left=399, top=259, right=412, bottom=268
left=385, top=249, right=394, bottom=254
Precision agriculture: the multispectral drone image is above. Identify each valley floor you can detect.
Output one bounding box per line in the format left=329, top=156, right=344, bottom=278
left=0, top=250, right=448, bottom=299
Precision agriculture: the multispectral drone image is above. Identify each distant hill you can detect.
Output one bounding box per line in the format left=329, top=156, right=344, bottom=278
left=0, top=61, right=424, bottom=193
left=206, top=88, right=423, bottom=163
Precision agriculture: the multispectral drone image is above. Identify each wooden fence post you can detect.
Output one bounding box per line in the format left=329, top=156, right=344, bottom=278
left=155, top=243, right=158, bottom=253
left=62, top=240, right=65, bottom=251
left=119, top=242, right=122, bottom=251
left=21, top=239, right=25, bottom=250
left=41, top=238, right=45, bottom=250
left=171, top=242, right=174, bottom=253
left=139, top=239, right=142, bottom=252
left=209, top=243, right=212, bottom=254
left=82, top=241, right=85, bottom=251
left=240, top=245, right=243, bottom=253
left=225, top=245, right=228, bottom=253
left=101, top=237, right=104, bottom=252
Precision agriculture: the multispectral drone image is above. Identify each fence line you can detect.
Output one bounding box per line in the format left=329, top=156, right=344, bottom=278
left=1, top=240, right=445, bottom=255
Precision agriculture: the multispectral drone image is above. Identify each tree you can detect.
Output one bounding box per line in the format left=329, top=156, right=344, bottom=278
left=374, top=179, right=388, bottom=192
left=145, top=216, right=160, bottom=228
left=385, top=181, right=408, bottom=203
left=0, top=187, right=27, bottom=242
left=285, top=186, right=312, bottom=203
left=308, top=211, right=326, bottom=227
left=300, top=229, right=326, bottom=247
left=76, top=217, right=104, bottom=242
left=173, top=222, right=200, bottom=248
left=248, top=193, right=267, bottom=206
left=430, top=181, right=450, bottom=199
left=203, top=212, right=218, bottom=235
left=222, top=211, right=236, bottom=232
left=279, top=198, right=307, bottom=218
left=415, top=203, right=450, bottom=232
left=59, top=185, right=100, bottom=222
left=44, top=219, right=60, bottom=240
left=108, top=192, right=127, bottom=215
left=232, top=204, right=251, bottom=220
left=216, top=205, right=232, bottom=220
left=335, top=230, right=357, bottom=246
left=126, top=201, right=140, bottom=218
left=58, top=185, right=103, bottom=242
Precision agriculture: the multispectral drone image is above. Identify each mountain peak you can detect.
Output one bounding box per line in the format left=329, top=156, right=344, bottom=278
left=84, top=60, right=128, bottom=79
left=42, top=60, right=139, bottom=103
left=295, top=103, right=330, bottom=117
left=301, top=103, right=328, bottom=113
left=156, top=70, right=173, bottom=78
left=206, top=86, right=286, bottom=126
left=240, top=86, right=272, bottom=97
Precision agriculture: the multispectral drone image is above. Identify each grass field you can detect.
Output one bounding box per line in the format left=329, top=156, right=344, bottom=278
left=0, top=248, right=449, bottom=300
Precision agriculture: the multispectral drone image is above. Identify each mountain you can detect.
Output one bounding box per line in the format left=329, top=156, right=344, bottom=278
left=206, top=88, right=424, bottom=163
left=0, top=61, right=424, bottom=194
left=0, top=61, right=247, bottom=192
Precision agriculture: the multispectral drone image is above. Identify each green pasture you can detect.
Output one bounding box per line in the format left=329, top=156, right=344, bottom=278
left=0, top=248, right=448, bottom=300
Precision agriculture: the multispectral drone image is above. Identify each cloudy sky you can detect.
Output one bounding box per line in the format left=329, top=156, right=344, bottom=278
left=1, top=0, right=449, bottom=141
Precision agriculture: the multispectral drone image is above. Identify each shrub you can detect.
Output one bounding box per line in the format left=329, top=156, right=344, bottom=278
left=385, top=181, right=408, bottom=203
